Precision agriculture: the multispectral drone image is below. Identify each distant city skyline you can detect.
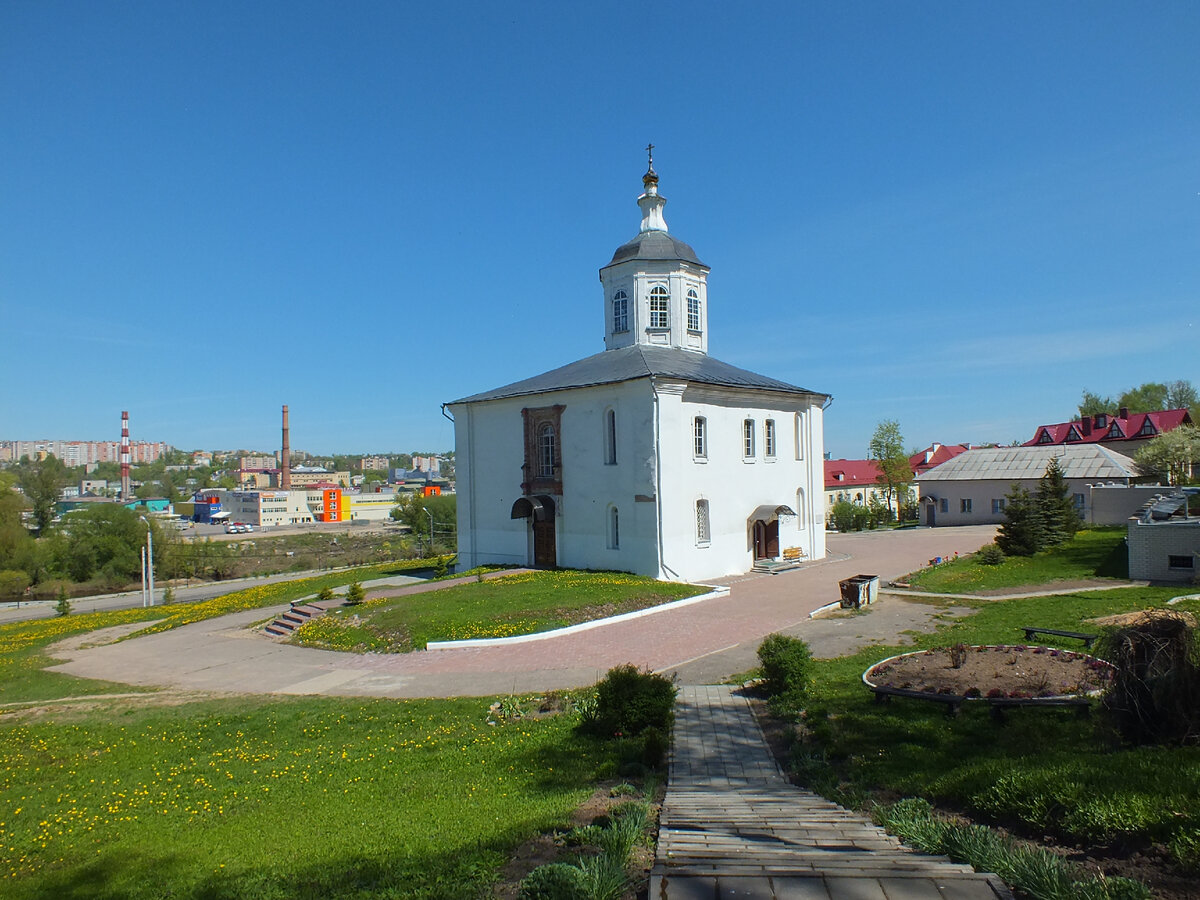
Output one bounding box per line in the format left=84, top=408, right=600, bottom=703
left=3, top=4, right=1196, bottom=458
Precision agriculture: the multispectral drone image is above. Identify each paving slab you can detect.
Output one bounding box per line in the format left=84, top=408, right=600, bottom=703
left=652, top=686, right=1014, bottom=900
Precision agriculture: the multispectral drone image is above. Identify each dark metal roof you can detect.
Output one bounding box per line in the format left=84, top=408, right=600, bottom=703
left=604, top=231, right=707, bottom=269
left=450, top=345, right=828, bottom=405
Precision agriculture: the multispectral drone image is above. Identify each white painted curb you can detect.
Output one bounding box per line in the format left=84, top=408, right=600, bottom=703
left=425, top=585, right=730, bottom=650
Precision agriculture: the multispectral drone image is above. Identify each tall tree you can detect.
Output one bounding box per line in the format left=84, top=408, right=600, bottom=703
left=1036, top=457, right=1079, bottom=547
left=1134, top=425, right=1200, bottom=485
left=867, top=420, right=911, bottom=520
left=1166, top=380, right=1198, bottom=416
left=1077, top=391, right=1115, bottom=420
left=16, top=455, right=68, bottom=533
left=1118, top=382, right=1169, bottom=414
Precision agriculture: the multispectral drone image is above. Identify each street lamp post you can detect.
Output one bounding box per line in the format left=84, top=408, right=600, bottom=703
left=139, top=516, right=155, bottom=606
left=423, top=507, right=434, bottom=556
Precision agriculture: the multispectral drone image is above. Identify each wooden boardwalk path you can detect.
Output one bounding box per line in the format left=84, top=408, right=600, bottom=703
left=651, top=685, right=1014, bottom=899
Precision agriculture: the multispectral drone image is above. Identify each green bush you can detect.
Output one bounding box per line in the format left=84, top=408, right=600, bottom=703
left=316, top=586, right=335, bottom=603
left=344, top=582, right=365, bottom=606
left=587, top=664, right=676, bottom=739
left=975, top=543, right=1005, bottom=566
left=518, top=863, right=588, bottom=899
left=640, top=725, right=667, bottom=768
left=757, top=633, right=813, bottom=717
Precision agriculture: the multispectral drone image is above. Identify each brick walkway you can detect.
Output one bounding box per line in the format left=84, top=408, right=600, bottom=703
left=652, top=686, right=1014, bottom=899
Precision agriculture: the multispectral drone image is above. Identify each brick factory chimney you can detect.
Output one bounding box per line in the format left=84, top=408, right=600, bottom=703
left=281, top=405, right=291, bottom=490
left=120, top=410, right=131, bottom=500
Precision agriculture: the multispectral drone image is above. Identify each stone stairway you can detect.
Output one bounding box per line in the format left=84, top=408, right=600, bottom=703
left=651, top=685, right=1014, bottom=899
left=263, top=601, right=335, bottom=637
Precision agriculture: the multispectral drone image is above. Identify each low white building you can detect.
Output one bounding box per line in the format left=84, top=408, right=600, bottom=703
left=448, top=159, right=829, bottom=581
left=915, top=445, right=1138, bottom=527
left=1127, top=490, right=1199, bottom=582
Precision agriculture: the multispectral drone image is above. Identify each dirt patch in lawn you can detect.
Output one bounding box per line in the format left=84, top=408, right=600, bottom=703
left=865, top=645, right=1113, bottom=698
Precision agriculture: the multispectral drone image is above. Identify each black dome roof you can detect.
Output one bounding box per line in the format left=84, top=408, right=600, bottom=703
left=605, top=231, right=707, bottom=268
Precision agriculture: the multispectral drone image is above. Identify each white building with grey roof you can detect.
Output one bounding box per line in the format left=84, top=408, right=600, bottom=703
left=914, top=444, right=1138, bottom=527
left=445, top=157, right=830, bottom=581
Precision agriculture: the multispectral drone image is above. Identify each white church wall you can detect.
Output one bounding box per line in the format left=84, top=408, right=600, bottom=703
left=655, top=385, right=826, bottom=581
left=452, top=381, right=662, bottom=575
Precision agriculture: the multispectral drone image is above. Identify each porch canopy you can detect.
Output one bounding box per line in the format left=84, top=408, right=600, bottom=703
left=510, top=494, right=557, bottom=522
left=748, top=504, right=796, bottom=522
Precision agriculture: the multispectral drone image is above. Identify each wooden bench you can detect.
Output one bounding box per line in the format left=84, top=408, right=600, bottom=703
left=781, top=547, right=807, bottom=562
left=869, top=684, right=964, bottom=716
left=1020, top=627, right=1099, bottom=649
left=987, top=696, right=1091, bottom=722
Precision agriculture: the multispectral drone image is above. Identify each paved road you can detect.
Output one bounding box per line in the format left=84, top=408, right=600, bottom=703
left=652, top=685, right=1013, bottom=898
left=44, top=526, right=998, bottom=698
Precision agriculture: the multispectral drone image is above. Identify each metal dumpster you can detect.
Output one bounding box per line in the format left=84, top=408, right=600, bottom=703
left=838, top=574, right=880, bottom=608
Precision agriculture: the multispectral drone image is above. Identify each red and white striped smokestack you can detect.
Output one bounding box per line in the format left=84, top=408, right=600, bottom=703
left=281, top=405, right=291, bottom=490
left=120, top=410, right=131, bottom=500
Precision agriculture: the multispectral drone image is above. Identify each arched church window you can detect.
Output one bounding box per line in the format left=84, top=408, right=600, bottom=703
left=649, top=286, right=670, bottom=328
left=795, top=488, right=806, bottom=530
left=604, top=409, right=617, bottom=465
left=695, top=499, right=710, bottom=545
left=687, top=289, right=701, bottom=332
left=743, top=419, right=756, bottom=458
left=612, top=291, right=628, bottom=333
left=538, top=424, right=556, bottom=478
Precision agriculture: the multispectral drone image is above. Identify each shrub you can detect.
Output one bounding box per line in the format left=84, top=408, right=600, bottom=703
left=55, top=586, right=71, bottom=617
left=434, top=555, right=450, bottom=578
left=757, top=633, right=813, bottom=717
left=518, top=863, right=588, bottom=899
left=161, top=586, right=175, bottom=605
left=975, top=543, right=1005, bottom=566
left=587, top=664, right=676, bottom=738
left=344, top=582, right=365, bottom=606
left=316, top=586, right=335, bottom=603
left=829, top=501, right=858, bottom=532
left=640, top=725, right=667, bottom=768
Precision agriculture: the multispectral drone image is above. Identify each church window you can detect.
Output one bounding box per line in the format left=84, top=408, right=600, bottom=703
left=604, top=409, right=617, bottom=465
left=796, top=488, right=806, bottom=530
left=538, top=424, right=556, bottom=478
left=608, top=506, right=620, bottom=549
left=794, top=412, right=805, bottom=459
left=764, top=419, right=777, bottom=458
left=695, top=500, right=710, bottom=545
left=693, top=416, right=707, bottom=459
left=743, top=419, right=755, bottom=458
left=649, top=286, right=670, bottom=328
left=612, top=291, right=628, bottom=333
left=687, top=289, right=701, bottom=332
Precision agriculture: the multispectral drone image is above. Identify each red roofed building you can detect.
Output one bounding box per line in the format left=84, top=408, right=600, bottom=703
left=910, top=443, right=971, bottom=476
left=825, top=443, right=970, bottom=525
left=1023, top=408, right=1192, bottom=455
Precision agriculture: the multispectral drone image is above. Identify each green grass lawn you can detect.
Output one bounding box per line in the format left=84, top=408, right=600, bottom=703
left=903, top=528, right=1129, bottom=593
left=0, top=561, right=434, bottom=706
left=292, top=569, right=706, bottom=652
left=0, top=694, right=615, bottom=899
left=800, top=585, right=1200, bottom=868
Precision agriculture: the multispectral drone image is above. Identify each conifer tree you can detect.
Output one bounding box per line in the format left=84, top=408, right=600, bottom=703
left=996, top=485, right=1044, bottom=557
left=1036, top=457, right=1079, bottom=547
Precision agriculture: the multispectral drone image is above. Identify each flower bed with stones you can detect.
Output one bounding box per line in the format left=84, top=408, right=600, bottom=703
left=863, top=644, right=1114, bottom=700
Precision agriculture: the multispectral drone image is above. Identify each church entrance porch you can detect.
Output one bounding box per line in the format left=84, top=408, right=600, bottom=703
left=511, top=495, right=558, bottom=569
left=748, top=503, right=796, bottom=564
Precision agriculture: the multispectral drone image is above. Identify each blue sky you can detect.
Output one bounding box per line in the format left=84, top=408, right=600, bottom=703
left=2, top=2, right=1196, bottom=459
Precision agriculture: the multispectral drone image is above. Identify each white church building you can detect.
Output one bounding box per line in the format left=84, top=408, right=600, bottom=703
left=447, top=158, right=830, bottom=582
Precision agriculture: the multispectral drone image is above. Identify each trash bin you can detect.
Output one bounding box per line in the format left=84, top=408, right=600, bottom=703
left=838, top=574, right=880, bottom=608
left=854, top=574, right=879, bottom=605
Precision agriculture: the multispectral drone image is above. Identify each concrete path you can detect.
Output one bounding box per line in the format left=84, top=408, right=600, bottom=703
left=42, top=526, right=1000, bottom=699
left=652, top=686, right=1014, bottom=899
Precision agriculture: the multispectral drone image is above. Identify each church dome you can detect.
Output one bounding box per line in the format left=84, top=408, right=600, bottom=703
left=606, top=230, right=706, bottom=267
